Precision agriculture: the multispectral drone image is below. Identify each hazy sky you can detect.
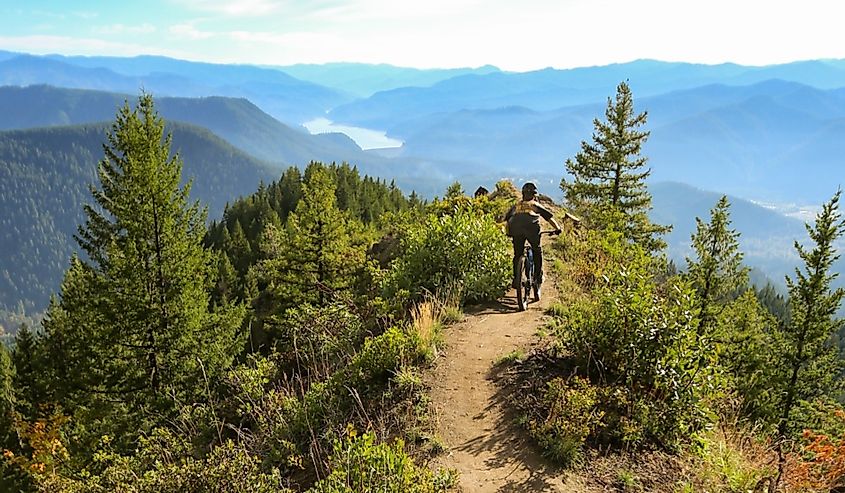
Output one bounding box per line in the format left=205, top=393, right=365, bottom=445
left=1, top=0, right=843, bottom=71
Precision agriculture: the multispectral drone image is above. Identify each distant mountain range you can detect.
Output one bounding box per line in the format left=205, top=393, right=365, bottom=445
left=327, top=59, right=845, bottom=127
left=275, top=62, right=501, bottom=98
left=0, top=51, right=350, bottom=124
left=370, top=79, right=845, bottom=204
left=0, top=84, right=489, bottom=196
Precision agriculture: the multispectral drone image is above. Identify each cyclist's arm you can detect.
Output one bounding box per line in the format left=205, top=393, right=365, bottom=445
left=533, top=203, right=562, bottom=232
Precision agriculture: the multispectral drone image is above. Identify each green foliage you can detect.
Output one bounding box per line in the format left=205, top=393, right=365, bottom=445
left=775, top=190, right=845, bottom=439
left=308, top=427, right=454, bottom=493
left=561, top=81, right=670, bottom=252
left=39, top=94, right=245, bottom=450
left=714, top=291, right=782, bottom=425
left=248, top=167, right=372, bottom=352
left=0, top=121, right=275, bottom=317
left=692, top=430, right=774, bottom=493
left=444, top=181, right=464, bottom=199
left=0, top=344, right=14, bottom=463
left=528, top=377, right=602, bottom=466
left=494, top=349, right=525, bottom=366
left=282, top=167, right=366, bottom=304
left=206, top=161, right=410, bottom=301
left=11, top=323, right=49, bottom=421
left=38, top=429, right=287, bottom=493
left=427, top=180, right=515, bottom=219
left=222, top=324, right=421, bottom=477
left=551, top=232, right=715, bottom=449
left=686, top=196, right=749, bottom=335
left=268, top=303, right=365, bottom=379
left=385, top=211, right=510, bottom=305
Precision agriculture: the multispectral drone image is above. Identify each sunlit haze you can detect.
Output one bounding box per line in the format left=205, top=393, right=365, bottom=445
left=2, top=0, right=844, bottom=70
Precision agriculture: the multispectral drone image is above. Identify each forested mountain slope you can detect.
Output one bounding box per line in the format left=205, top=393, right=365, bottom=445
left=0, top=122, right=275, bottom=315
left=0, top=85, right=364, bottom=165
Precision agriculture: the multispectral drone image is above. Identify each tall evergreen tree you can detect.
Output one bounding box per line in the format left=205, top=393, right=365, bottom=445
left=227, top=219, right=252, bottom=274
left=277, top=166, right=303, bottom=221
left=776, top=190, right=845, bottom=438
left=41, top=94, right=244, bottom=422
left=11, top=323, right=45, bottom=419
left=755, top=282, right=790, bottom=324
left=686, top=196, right=749, bottom=334
left=257, top=167, right=365, bottom=310
left=561, top=81, right=670, bottom=251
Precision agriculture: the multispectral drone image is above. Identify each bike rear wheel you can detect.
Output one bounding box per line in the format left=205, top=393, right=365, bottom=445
left=516, top=255, right=528, bottom=311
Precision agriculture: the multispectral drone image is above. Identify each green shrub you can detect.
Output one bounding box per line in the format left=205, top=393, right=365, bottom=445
left=385, top=211, right=510, bottom=305
left=37, top=430, right=287, bottom=493
left=528, top=377, right=603, bottom=465
left=551, top=234, right=716, bottom=449
left=269, top=303, right=366, bottom=379
left=352, top=327, right=412, bottom=382
left=308, top=427, right=454, bottom=493
left=226, top=326, right=420, bottom=474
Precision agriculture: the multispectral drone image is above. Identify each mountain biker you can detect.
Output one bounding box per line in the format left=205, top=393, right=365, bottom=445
left=504, top=182, right=562, bottom=300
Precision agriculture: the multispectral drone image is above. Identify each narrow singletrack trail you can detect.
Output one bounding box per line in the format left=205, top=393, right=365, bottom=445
left=427, top=261, right=596, bottom=492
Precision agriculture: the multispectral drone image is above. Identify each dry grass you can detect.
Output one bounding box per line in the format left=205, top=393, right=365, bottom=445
left=408, top=286, right=464, bottom=362
left=681, top=426, right=777, bottom=493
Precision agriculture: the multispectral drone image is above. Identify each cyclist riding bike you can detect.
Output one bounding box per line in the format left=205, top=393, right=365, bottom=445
left=504, top=182, right=562, bottom=301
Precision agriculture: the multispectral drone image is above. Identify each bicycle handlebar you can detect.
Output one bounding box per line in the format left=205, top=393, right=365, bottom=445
left=540, top=230, right=561, bottom=236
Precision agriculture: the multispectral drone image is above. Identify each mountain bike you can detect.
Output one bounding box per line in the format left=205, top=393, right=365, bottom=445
left=515, top=230, right=559, bottom=311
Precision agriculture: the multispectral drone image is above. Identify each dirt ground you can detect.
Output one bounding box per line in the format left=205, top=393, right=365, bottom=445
left=426, top=266, right=601, bottom=492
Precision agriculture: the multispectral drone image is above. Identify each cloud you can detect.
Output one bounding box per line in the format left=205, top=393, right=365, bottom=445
left=93, top=23, right=157, bottom=35
left=172, top=0, right=293, bottom=16
left=0, top=34, right=194, bottom=59
left=169, top=23, right=214, bottom=40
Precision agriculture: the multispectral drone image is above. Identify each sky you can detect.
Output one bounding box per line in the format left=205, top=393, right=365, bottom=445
left=1, top=0, right=844, bottom=71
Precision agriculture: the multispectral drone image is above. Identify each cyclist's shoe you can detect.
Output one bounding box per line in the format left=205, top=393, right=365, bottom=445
left=536, top=285, right=541, bottom=301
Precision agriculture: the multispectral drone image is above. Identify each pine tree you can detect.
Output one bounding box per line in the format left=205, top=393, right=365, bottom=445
left=755, top=282, right=790, bottom=324
left=228, top=219, right=252, bottom=274
left=41, top=94, right=244, bottom=421
left=445, top=181, right=465, bottom=199
left=408, top=191, right=422, bottom=209
left=561, top=81, right=670, bottom=251
left=686, top=196, right=749, bottom=334
left=213, top=251, right=238, bottom=304
left=776, top=190, right=845, bottom=438
left=277, top=166, right=303, bottom=221
left=11, top=323, right=45, bottom=419
left=258, top=167, right=365, bottom=310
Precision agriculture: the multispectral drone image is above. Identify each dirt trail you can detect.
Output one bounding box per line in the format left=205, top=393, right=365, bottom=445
left=427, top=264, right=593, bottom=492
